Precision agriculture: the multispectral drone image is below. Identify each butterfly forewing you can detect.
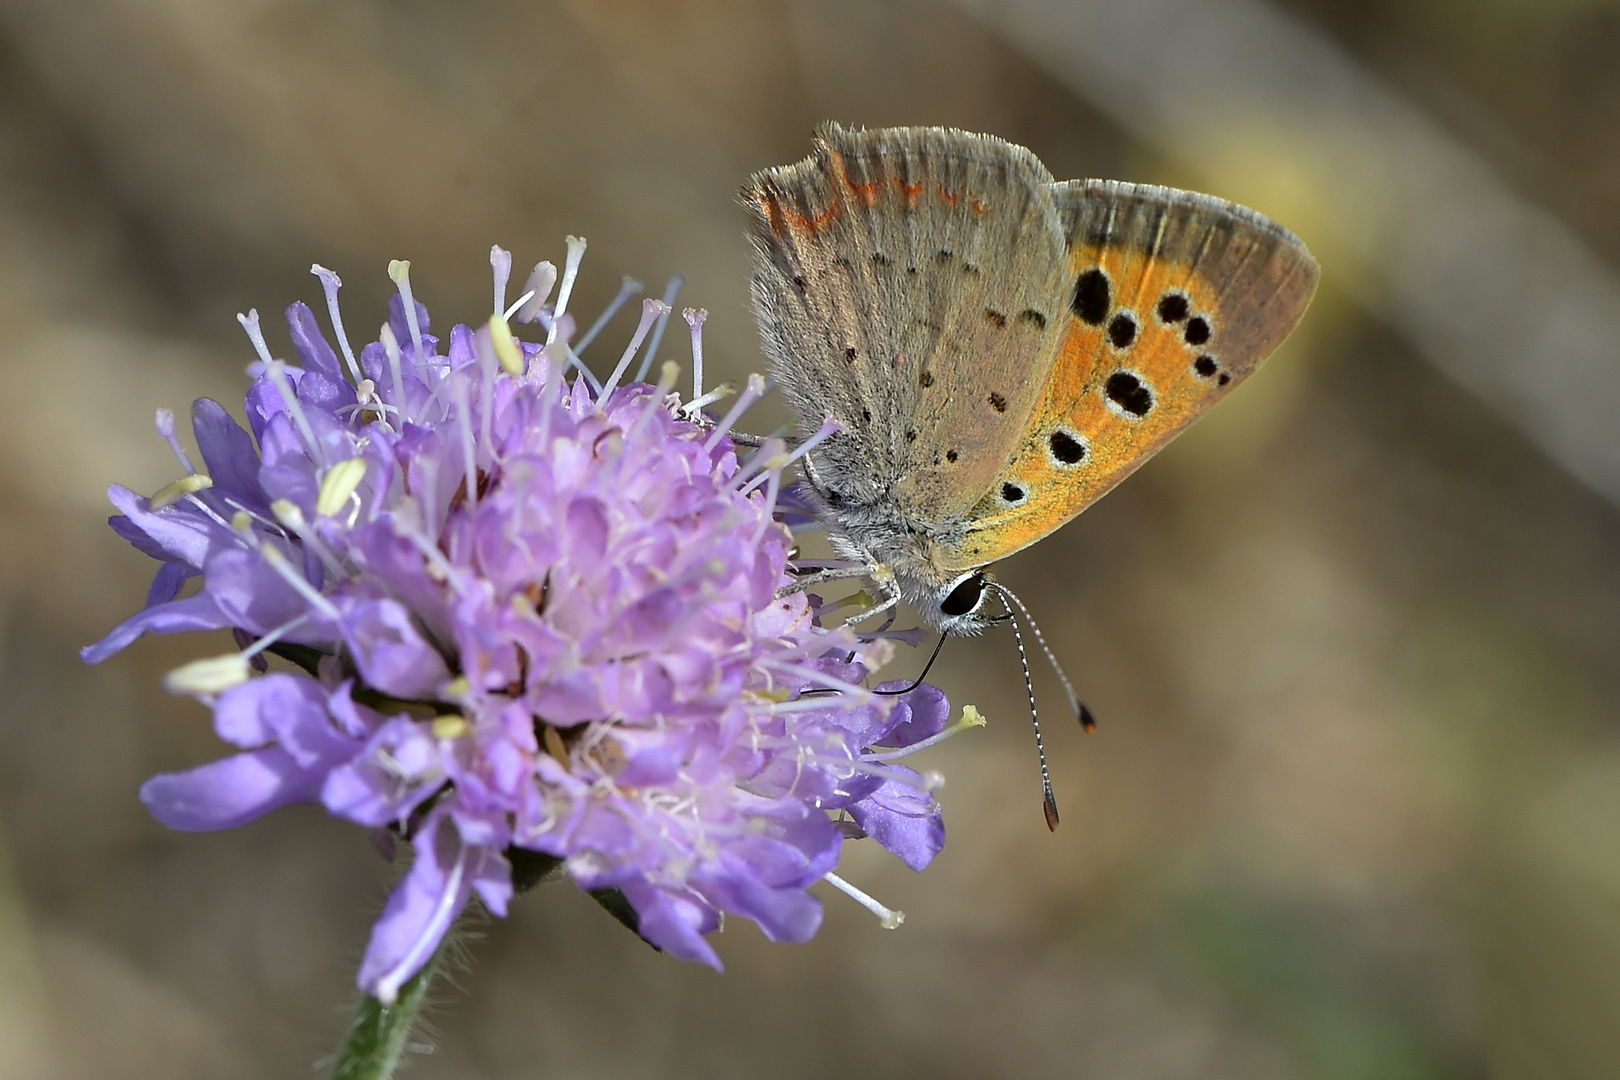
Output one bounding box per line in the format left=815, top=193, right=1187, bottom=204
left=743, top=123, right=1072, bottom=523
left=939, top=182, right=1320, bottom=570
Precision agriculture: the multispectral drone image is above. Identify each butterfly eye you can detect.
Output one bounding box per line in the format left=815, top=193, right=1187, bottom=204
left=939, top=573, right=986, bottom=618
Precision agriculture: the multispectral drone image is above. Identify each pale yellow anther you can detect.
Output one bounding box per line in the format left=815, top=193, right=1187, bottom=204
left=959, top=704, right=988, bottom=728
left=271, top=499, right=305, bottom=529
left=443, top=676, right=471, bottom=699
left=431, top=714, right=469, bottom=739
left=824, top=590, right=874, bottom=614
left=387, top=259, right=411, bottom=285
left=149, top=473, right=213, bottom=510
left=745, top=686, right=794, bottom=704
left=231, top=510, right=253, bottom=532
left=163, top=654, right=252, bottom=696
left=488, top=315, right=526, bottom=376
left=657, top=360, right=681, bottom=393
left=317, top=457, right=368, bottom=517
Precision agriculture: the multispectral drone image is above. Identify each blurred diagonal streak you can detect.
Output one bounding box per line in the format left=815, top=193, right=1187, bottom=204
left=950, top=0, right=1620, bottom=506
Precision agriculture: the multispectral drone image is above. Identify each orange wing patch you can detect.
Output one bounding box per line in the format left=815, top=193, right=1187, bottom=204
left=939, top=229, right=1315, bottom=571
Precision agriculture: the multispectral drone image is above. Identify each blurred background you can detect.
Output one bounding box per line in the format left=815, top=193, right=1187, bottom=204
left=1, top=0, right=1618, bottom=1076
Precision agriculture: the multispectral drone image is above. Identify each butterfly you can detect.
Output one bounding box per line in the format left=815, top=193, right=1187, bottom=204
left=743, top=124, right=1318, bottom=634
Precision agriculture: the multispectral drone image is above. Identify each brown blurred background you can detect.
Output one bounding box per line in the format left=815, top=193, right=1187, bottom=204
left=2, top=0, right=1620, bottom=1076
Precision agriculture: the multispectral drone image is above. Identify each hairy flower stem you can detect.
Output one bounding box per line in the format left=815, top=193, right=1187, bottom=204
left=329, top=945, right=443, bottom=1080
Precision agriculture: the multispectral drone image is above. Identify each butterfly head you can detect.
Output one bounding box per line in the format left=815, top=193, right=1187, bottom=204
left=930, top=569, right=999, bottom=636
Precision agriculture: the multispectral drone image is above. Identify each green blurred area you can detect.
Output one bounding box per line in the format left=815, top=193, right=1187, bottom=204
left=1, top=1, right=1618, bottom=1077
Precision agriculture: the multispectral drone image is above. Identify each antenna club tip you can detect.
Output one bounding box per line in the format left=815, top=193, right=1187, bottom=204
left=1079, top=704, right=1098, bottom=733
left=1042, top=796, right=1060, bottom=832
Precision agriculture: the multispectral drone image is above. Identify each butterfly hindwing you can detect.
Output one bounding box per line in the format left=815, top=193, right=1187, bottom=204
left=938, top=181, right=1320, bottom=571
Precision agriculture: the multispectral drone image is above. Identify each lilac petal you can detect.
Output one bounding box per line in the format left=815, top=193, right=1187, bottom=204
left=191, top=398, right=267, bottom=509
left=285, top=301, right=344, bottom=381
left=204, top=546, right=313, bottom=636
left=321, top=715, right=443, bottom=827
left=81, top=592, right=229, bottom=663
left=447, top=323, right=476, bottom=369
left=467, top=843, right=513, bottom=917
left=146, top=561, right=194, bottom=607
left=214, top=673, right=357, bottom=768
left=296, top=368, right=358, bottom=413
left=140, top=747, right=324, bottom=831
left=387, top=293, right=433, bottom=350
left=848, top=771, right=945, bottom=872
left=871, top=681, right=951, bottom=748
left=106, top=484, right=234, bottom=569
left=358, top=815, right=474, bottom=1004
left=698, top=857, right=824, bottom=943
left=620, top=881, right=722, bottom=968
left=343, top=598, right=450, bottom=699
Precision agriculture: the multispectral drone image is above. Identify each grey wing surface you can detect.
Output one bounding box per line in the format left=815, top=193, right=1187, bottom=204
left=742, top=123, right=1073, bottom=525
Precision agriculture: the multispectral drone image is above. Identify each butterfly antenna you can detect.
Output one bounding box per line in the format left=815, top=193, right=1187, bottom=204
left=994, top=587, right=1059, bottom=831
left=992, top=582, right=1096, bottom=733
left=874, top=633, right=948, bottom=696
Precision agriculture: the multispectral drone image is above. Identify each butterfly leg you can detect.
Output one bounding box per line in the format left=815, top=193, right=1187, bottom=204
left=775, top=564, right=874, bottom=598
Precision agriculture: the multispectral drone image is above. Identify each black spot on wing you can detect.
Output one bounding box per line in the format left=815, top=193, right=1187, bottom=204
left=1193, top=355, right=1217, bottom=378
left=1104, top=371, right=1154, bottom=418
left=1107, top=311, right=1138, bottom=349
left=1000, top=482, right=1026, bottom=504
left=989, top=393, right=1008, bottom=413
left=1049, top=429, right=1087, bottom=465
left=984, top=309, right=1007, bottom=329
left=1185, top=316, right=1212, bottom=346
left=1072, top=268, right=1110, bottom=326
left=1157, top=293, right=1189, bottom=323
left=1018, top=309, right=1048, bottom=330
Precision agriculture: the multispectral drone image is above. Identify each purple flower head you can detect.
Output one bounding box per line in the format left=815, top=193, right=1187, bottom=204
left=87, top=243, right=971, bottom=1002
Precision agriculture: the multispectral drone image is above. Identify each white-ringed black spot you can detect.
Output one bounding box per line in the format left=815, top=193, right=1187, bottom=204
left=1048, top=428, right=1088, bottom=466
left=1218, top=372, right=1232, bottom=386
left=1185, top=316, right=1212, bottom=346
left=1157, top=293, right=1190, bottom=323
left=1072, top=268, right=1110, bottom=326
left=1104, top=371, right=1154, bottom=418
left=1193, top=354, right=1217, bottom=378
left=1107, top=311, right=1138, bottom=349
left=1000, top=482, right=1027, bottom=504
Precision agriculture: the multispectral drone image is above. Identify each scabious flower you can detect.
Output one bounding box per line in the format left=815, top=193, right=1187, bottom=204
left=85, top=242, right=964, bottom=1002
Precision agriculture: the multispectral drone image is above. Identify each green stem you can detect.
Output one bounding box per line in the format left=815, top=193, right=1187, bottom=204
left=328, top=947, right=443, bottom=1080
